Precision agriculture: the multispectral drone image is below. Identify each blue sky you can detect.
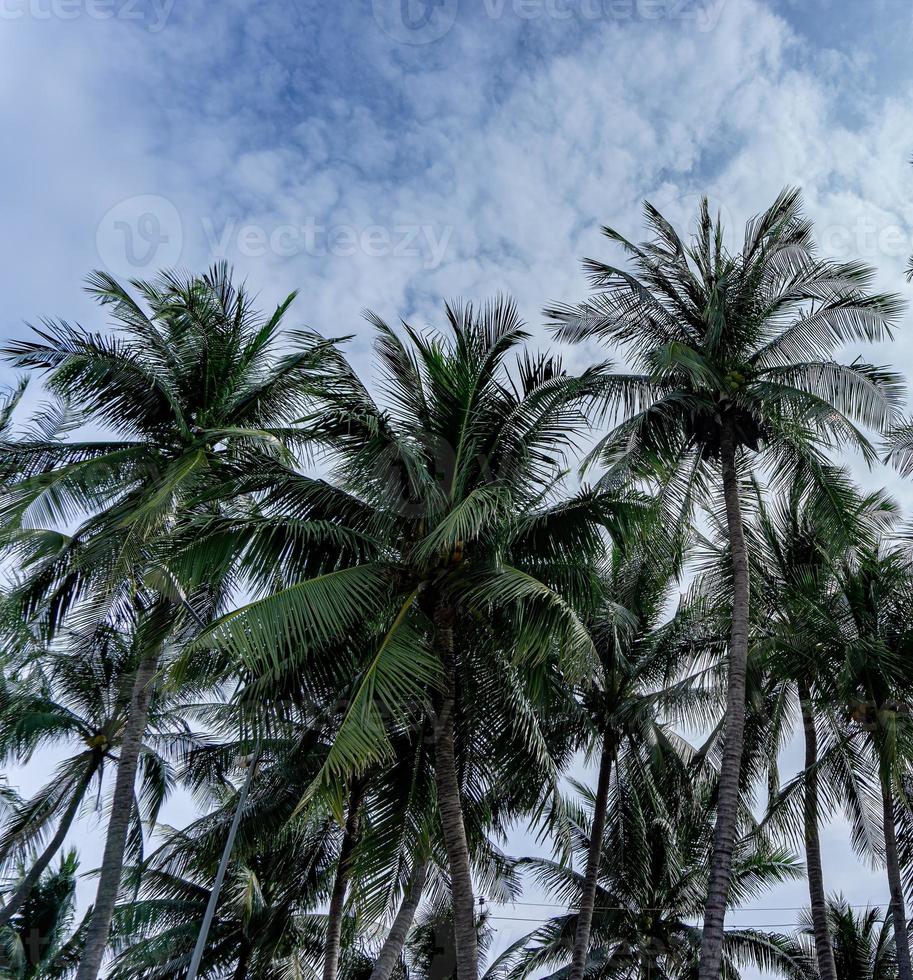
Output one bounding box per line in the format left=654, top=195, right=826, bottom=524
left=4, top=0, right=913, bottom=973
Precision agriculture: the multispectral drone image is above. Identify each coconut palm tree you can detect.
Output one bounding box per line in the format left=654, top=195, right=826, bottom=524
left=0, top=850, right=80, bottom=979
left=104, top=720, right=363, bottom=979
left=783, top=896, right=898, bottom=980
left=367, top=860, right=429, bottom=980
left=178, top=612, right=550, bottom=980
left=0, top=621, right=200, bottom=930
left=188, top=585, right=581, bottom=980
left=109, top=712, right=523, bottom=980
left=546, top=188, right=905, bottom=980
left=828, top=545, right=913, bottom=980
left=489, top=733, right=806, bottom=980
left=0, top=264, right=342, bottom=980
left=403, top=902, right=495, bottom=980
left=561, top=513, right=702, bottom=980
left=194, top=299, right=624, bottom=980
left=107, top=822, right=338, bottom=980
left=740, top=472, right=897, bottom=980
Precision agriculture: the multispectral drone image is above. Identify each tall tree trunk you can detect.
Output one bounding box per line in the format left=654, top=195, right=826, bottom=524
left=568, top=736, right=614, bottom=980
left=432, top=602, right=478, bottom=980
left=698, top=417, right=750, bottom=980
left=0, top=758, right=99, bottom=929
left=75, top=651, right=159, bottom=980
left=233, top=937, right=252, bottom=980
left=798, top=681, right=837, bottom=980
left=881, top=772, right=913, bottom=980
left=187, top=746, right=261, bottom=980
left=368, top=861, right=429, bottom=980
left=322, top=777, right=366, bottom=980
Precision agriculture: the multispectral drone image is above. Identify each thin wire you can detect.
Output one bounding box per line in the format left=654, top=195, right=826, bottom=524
left=480, top=899, right=893, bottom=913
left=481, top=914, right=881, bottom=930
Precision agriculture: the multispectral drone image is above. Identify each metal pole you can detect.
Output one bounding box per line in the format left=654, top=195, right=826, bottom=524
left=186, top=744, right=261, bottom=980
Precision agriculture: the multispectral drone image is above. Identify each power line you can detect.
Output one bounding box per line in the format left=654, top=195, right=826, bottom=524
left=479, top=898, right=893, bottom=913
left=481, top=913, right=882, bottom=931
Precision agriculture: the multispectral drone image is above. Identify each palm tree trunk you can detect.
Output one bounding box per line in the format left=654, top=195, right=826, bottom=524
left=568, top=735, right=614, bottom=980
left=698, top=417, right=750, bottom=980
left=75, top=650, right=159, bottom=980
left=233, top=938, right=252, bottom=980
left=798, top=681, right=837, bottom=980
left=322, top=777, right=366, bottom=980
left=0, top=758, right=99, bottom=929
left=433, top=602, right=478, bottom=980
left=368, top=860, right=429, bottom=980
left=881, top=772, right=913, bottom=980
left=187, top=746, right=261, bottom=980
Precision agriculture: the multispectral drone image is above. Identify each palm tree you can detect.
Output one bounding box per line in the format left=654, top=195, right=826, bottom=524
left=170, top=649, right=428, bottom=980
left=107, top=721, right=359, bottom=978
left=0, top=850, right=80, bottom=979
left=0, top=622, right=199, bottom=930
left=109, top=718, right=520, bottom=980
left=109, top=722, right=341, bottom=979
left=563, top=514, right=696, bottom=980
left=746, top=473, right=896, bottom=980
left=828, top=545, right=913, bottom=980
left=178, top=634, right=529, bottom=980
left=367, top=860, right=429, bottom=980
left=0, top=264, right=341, bottom=980
left=356, top=666, right=561, bottom=980
left=403, top=902, right=495, bottom=980
left=490, top=734, right=806, bottom=980
left=107, top=826, right=337, bottom=979
left=784, top=896, right=898, bottom=980
left=546, top=188, right=905, bottom=980
left=195, top=299, right=621, bottom=980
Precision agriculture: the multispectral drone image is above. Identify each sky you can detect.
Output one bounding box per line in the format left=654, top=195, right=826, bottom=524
left=4, top=0, right=913, bottom=974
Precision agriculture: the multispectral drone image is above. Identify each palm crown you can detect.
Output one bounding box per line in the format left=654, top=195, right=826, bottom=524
left=547, top=187, right=904, bottom=498
left=198, top=297, right=624, bottom=789
left=1, top=262, right=340, bottom=632
left=0, top=621, right=195, bottom=913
